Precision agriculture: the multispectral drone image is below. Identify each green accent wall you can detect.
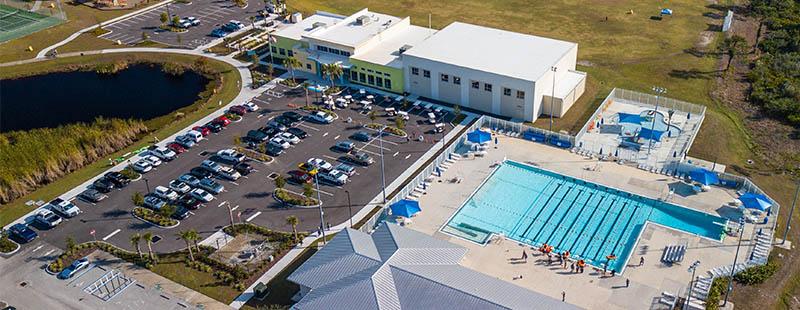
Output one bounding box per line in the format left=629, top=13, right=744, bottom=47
left=269, top=36, right=301, bottom=61
left=348, top=58, right=404, bottom=94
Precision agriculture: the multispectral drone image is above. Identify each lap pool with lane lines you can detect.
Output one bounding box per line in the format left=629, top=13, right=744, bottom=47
left=441, top=160, right=727, bottom=273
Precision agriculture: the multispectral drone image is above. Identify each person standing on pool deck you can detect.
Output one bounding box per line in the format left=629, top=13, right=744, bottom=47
left=561, top=291, right=566, bottom=302
left=522, top=250, right=528, bottom=262
left=639, top=257, right=645, bottom=266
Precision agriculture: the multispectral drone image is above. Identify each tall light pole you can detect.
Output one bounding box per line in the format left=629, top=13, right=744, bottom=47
left=783, top=179, right=799, bottom=244
left=723, top=218, right=746, bottom=306
left=648, top=86, right=667, bottom=155
left=144, top=178, right=150, bottom=193
left=379, top=126, right=387, bottom=203
left=549, top=66, right=557, bottom=132
left=224, top=201, right=235, bottom=228
left=315, top=174, right=326, bottom=244
left=345, top=190, right=353, bottom=227
left=684, top=260, right=701, bottom=310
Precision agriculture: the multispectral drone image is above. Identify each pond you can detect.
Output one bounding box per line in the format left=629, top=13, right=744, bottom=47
left=0, top=64, right=210, bottom=132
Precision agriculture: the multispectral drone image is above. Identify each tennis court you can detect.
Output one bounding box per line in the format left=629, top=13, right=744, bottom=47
left=0, top=3, right=64, bottom=43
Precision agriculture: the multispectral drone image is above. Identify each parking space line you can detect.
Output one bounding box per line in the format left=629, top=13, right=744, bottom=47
left=102, top=229, right=121, bottom=241
left=405, top=154, right=412, bottom=159
left=333, top=135, right=340, bottom=140
left=297, top=123, right=320, bottom=131
left=393, top=151, right=399, bottom=157
left=218, top=201, right=227, bottom=208
left=322, top=155, right=338, bottom=161
left=322, top=132, right=329, bottom=137
left=230, top=181, right=239, bottom=186
left=32, top=245, right=44, bottom=252
left=43, top=249, right=56, bottom=257
left=245, top=211, right=262, bottom=222
left=230, top=205, right=239, bottom=211
left=358, top=148, right=381, bottom=156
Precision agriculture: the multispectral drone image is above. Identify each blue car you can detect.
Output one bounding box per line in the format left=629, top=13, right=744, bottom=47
left=8, top=223, right=37, bottom=243
left=57, top=258, right=90, bottom=279
left=210, top=28, right=228, bottom=38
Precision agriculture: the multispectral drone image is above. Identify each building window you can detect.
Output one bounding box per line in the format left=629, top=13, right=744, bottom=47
left=411, top=67, right=419, bottom=75
left=368, top=75, right=375, bottom=85
left=516, top=90, right=525, bottom=99
left=271, top=46, right=277, bottom=53
left=375, top=71, right=382, bottom=75
left=306, top=63, right=312, bottom=70
left=423, top=69, right=430, bottom=78
left=359, top=73, right=366, bottom=83
left=288, top=50, right=294, bottom=57
left=471, top=81, right=479, bottom=89
left=367, top=69, right=374, bottom=73
left=341, top=51, right=351, bottom=56
left=503, top=88, right=512, bottom=96
left=385, top=79, right=392, bottom=89
left=384, top=73, right=390, bottom=77
left=351, top=71, right=358, bottom=80
left=440, top=74, right=449, bottom=82
left=376, top=77, right=384, bottom=87
left=485, top=83, right=493, bottom=92
left=279, top=48, right=286, bottom=55
left=453, top=76, right=461, bottom=85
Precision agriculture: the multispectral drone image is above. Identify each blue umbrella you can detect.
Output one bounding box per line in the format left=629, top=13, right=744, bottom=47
left=390, top=199, right=421, bottom=218
left=467, top=130, right=491, bottom=144
left=739, top=193, right=772, bottom=211
left=689, top=168, right=719, bottom=185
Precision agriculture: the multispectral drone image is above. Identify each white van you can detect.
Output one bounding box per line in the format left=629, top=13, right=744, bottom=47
left=427, top=112, right=437, bottom=124
left=397, top=111, right=409, bottom=120
left=434, top=123, right=445, bottom=133
left=385, top=107, right=396, bottom=116
left=186, top=130, right=203, bottom=143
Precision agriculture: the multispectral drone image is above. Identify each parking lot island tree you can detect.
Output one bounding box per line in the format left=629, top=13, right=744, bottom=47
left=160, top=12, right=168, bottom=27
left=302, top=182, right=314, bottom=199
left=282, top=56, right=300, bottom=84
left=286, top=215, right=299, bottom=242
left=132, top=192, right=144, bottom=206
left=302, top=81, right=310, bottom=107
left=395, top=116, right=405, bottom=130
left=275, top=175, right=286, bottom=189
left=131, top=233, right=143, bottom=259
left=321, top=63, right=343, bottom=92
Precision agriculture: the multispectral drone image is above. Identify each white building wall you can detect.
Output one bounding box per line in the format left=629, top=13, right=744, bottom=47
left=535, top=44, right=579, bottom=117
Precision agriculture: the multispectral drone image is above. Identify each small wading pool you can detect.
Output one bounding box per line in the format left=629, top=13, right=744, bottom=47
left=442, top=160, right=727, bottom=273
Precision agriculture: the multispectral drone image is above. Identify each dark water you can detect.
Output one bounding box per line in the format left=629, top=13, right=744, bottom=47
left=0, top=64, right=210, bottom=132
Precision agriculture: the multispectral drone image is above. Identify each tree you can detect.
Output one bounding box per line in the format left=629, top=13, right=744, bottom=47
left=131, top=233, right=143, bottom=259
left=275, top=175, right=286, bottom=189
left=193, top=57, right=209, bottom=73
left=321, top=63, right=343, bottom=90
left=302, top=81, right=310, bottom=107
left=179, top=230, right=195, bottom=261
left=453, top=104, right=461, bottom=118
left=282, top=56, right=300, bottom=84
left=132, top=192, right=144, bottom=206
left=188, top=229, right=200, bottom=252
left=143, top=232, right=155, bottom=261
left=266, top=63, right=274, bottom=80
left=233, top=135, right=242, bottom=146
left=65, top=237, right=76, bottom=252
left=171, top=16, right=180, bottom=28
left=249, top=15, right=257, bottom=29
left=395, top=116, right=405, bottom=129
left=233, top=0, right=247, bottom=8
left=159, top=12, right=168, bottom=26
left=159, top=204, right=177, bottom=219
left=251, top=53, right=259, bottom=67
left=286, top=215, right=299, bottom=241
left=368, top=110, right=377, bottom=121
left=302, top=182, right=314, bottom=198
left=141, top=31, right=149, bottom=41
left=717, top=35, right=748, bottom=71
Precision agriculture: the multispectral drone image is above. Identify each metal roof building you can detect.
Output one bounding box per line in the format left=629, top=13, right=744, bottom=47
left=288, top=223, right=582, bottom=310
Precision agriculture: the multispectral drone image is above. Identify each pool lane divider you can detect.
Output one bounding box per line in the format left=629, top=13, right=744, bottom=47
left=606, top=201, right=645, bottom=262
left=508, top=178, right=556, bottom=237
left=561, top=194, right=606, bottom=252
left=530, top=186, right=576, bottom=242
left=552, top=190, right=597, bottom=249
left=541, top=189, right=588, bottom=244
left=576, top=198, right=618, bottom=257
left=590, top=201, right=630, bottom=259
left=518, top=182, right=565, bottom=239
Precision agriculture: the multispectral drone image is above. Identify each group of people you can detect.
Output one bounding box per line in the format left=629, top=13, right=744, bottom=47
left=532, top=243, right=618, bottom=275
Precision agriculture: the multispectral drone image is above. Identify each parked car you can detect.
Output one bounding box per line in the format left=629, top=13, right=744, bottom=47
left=307, top=158, right=333, bottom=171
left=344, top=152, right=374, bottom=166
left=351, top=131, right=372, bottom=142
left=150, top=147, right=177, bottom=161
left=205, top=122, right=223, bottom=133
left=269, top=137, right=291, bottom=149
left=335, top=163, right=356, bottom=176
left=278, top=132, right=300, bottom=144
left=266, top=120, right=287, bottom=132
left=218, top=166, right=241, bottom=181
left=287, top=127, right=308, bottom=139
left=211, top=28, right=228, bottom=38
left=178, top=194, right=202, bottom=210
left=142, top=155, right=162, bottom=167
left=170, top=205, right=190, bottom=220
left=243, top=101, right=259, bottom=112
left=189, top=188, right=214, bottom=202
left=34, top=209, right=62, bottom=228
left=334, top=140, right=355, bottom=153
left=167, top=142, right=187, bottom=154
left=189, top=167, right=212, bottom=179
left=229, top=105, right=247, bottom=115
left=247, top=129, right=269, bottom=142
left=143, top=195, right=166, bottom=210
left=287, top=170, right=313, bottom=184
left=47, top=198, right=81, bottom=218
left=178, top=174, right=202, bottom=187
left=185, top=130, right=203, bottom=143
left=234, top=162, right=254, bottom=175
left=92, top=178, right=116, bottom=193
left=265, top=143, right=283, bottom=156
left=259, top=126, right=280, bottom=138
left=282, top=111, right=303, bottom=122
left=297, top=162, right=318, bottom=175
left=168, top=180, right=192, bottom=194
left=223, top=20, right=244, bottom=31
left=57, top=258, right=90, bottom=279
left=79, top=189, right=107, bottom=203
left=192, top=126, right=211, bottom=137
left=213, top=115, right=231, bottom=127
left=177, top=18, right=192, bottom=28
left=175, top=135, right=196, bottom=148
left=8, top=223, right=38, bottom=243
left=319, top=169, right=348, bottom=186
left=132, top=160, right=153, bottom=173
left=186, top=16, right=200, bottom=26
left=307, top=111, right=334, bottom=124
left=217, top=149, right=246, bottom=163
left=274, top=115, right=296, bottom=127
left=154, top=185, right=179, bottom=201
left=198, top=178, right=224, bottom=194
left=201, top=159, right=222, bottom=173
left=103, top=171, right=131, bottom=187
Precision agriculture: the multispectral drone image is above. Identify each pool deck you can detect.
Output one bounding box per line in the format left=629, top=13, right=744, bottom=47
left=405, top=135, right=764, bottom=309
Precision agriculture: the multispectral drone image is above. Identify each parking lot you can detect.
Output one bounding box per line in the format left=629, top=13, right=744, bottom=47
left=99, top=0, right=265, bottom=48
left=29, top=83, right=455, bottom=253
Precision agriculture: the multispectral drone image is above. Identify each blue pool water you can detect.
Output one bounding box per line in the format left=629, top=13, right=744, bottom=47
left=442, top=161, right=727, bottom=273
left=618, top=110, right=682, bottom=138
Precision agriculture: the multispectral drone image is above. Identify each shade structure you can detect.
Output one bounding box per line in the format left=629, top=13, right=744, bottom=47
left=467, top=130, right=491, bottom=144
left=390, top=199, right=421, bottom=218
left=739, top=193, right=772, bottom=211
left=638, top=127, right=665, bottom=142
left=618, top=113, right=643, bottom=124
left=689, top=168, right=719, bottom=185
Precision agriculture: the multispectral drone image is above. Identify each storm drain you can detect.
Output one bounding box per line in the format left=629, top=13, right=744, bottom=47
left=151, top=235, right=162, bottom=244
left=267, top=172, right=279, bottom=180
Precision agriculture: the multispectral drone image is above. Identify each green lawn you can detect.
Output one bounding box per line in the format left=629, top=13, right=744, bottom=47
left=150, top=253, right=242, bottom=303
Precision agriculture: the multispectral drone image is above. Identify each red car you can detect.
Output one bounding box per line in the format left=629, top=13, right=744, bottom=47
left=192, top=126, right=211, bottom=137
left=287, top=170, right=313, bottom=184
left=229, top=105, right=247, bottom=116
left=167, top=143, right=187, bottom=154
left=214, top=115, right=231, bottom=127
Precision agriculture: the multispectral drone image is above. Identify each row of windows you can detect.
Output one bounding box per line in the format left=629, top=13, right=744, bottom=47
left=412, top=66, right=526, bottom=99
left=350, top=71, right=393, bottom=90
left=271, top=46, right=294, bottom=57
left=315, top=45, right=351, bottom=57
left=358, top=67, right=390, bottom=77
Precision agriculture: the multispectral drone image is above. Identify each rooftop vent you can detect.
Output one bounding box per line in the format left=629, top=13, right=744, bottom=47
left=399, top=44, right=413, bottom=54
left=356, top=15, right=371, bottom=26
left=312, top=22, right=326, bottom=29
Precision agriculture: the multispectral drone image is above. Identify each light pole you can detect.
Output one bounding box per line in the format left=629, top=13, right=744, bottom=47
left=549, top=66, right=557, bottom=132
left=783, top=179, right=799, bottom=244
left=315, top=174, right=326, bottom=244
left=685, top=260, right=701, bottom=310
left=723, top=218, right=746, bottom=306
left=224, top=202, right=235, bottom=228
left=648, top=86, right=667, bottom=155
left=144, top=178, right=150, bottom=193
left=345, top=190, right=353, bottom=227
left=379, top=126, right=387, bottom=203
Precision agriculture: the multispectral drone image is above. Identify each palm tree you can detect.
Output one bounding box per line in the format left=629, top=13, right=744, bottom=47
left=286, top=215, right=299, bottom=241
left=143, top=232, right=155, bottom=261
left=282, top=56, right=300, bottom=84
left=321, top=63, right=343, bottom=90
left=188, top=229, right=200, bottom=252
left=302, top=81, right=310, bottom=107
left=131, top=233, right=143, bottom=259
left=179, top=230, right=195, bottom=261
left=717, top=35, right=748, bottom=71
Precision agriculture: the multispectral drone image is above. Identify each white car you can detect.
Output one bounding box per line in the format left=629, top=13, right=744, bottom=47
left=269, top=137, right=291, bottom=149
left=307, top=111, right=334, bottom=124
left=142, top=155, right=162, bottom=167
left=186, top=16, right=200, bottom=26
left=217, top=149, right=246, bottom=163
left=278, top=132, right=300, bottom=144
left=47, top=198, right=81, bottom=218
left=168, top=180, right=191, bottom=194
left=218, top=166, right=241, bottom=181
left=201, top=159, right=222, bottom=173
left=154, top=186, right=179, bottom=201
left=150, top=147, right=176, bottom=161
left=189, top=188, right=214, bottom=202
left=307, top=157, right=333, bottom=171
left=319, top=169, right=348, bottom=186
left=132, top=160, right=152, bottom=173
left=242, top=101, right=259, bottom=112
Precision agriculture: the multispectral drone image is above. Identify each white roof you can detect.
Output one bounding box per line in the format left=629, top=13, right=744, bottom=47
left=402, top=22, right=577, bottom=82
left=273, top=12, right=345, bottom=41
left=305, top=9, right=402, bottom=48
left=351, top=25, right=436, bottom=68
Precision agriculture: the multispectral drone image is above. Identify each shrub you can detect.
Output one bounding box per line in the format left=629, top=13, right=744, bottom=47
left=0, top=233, right=17, bottom=253
left=120, top=167, right=141, bottom=180
left=131, top=192, right=144, bottom=206
left=734, top=260, right=779, bottom=285
left=133, top=207, right=178, bottom=227
left=704, top=276, right=729, bottom=310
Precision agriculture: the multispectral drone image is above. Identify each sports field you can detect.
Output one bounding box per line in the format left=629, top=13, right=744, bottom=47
left=0, top=4, right=63, bottom=43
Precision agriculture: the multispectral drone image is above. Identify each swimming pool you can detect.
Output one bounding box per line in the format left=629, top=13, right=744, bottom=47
left=618, top=110, right=681, bottom=138
left=442, top=160, right=727, bottom=273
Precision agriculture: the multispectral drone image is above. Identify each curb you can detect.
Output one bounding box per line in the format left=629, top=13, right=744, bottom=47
left=272, top=190, right=321, bottom=209
left=132, top=208, right=181, bottom=229
left=0, top=241, right=21, bottom=256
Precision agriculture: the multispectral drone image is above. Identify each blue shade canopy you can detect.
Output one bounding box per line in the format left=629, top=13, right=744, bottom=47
left=689, top=168, right=719, bottom=185
left=618, top=113, right=643, bottom=124
left=390, top=199, right=421, bottom=218
left=739, top=193, right=772, bottom=211
left=638, top=127, right=665, bottom=142
left=467, top=130, right=491, bottom=144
